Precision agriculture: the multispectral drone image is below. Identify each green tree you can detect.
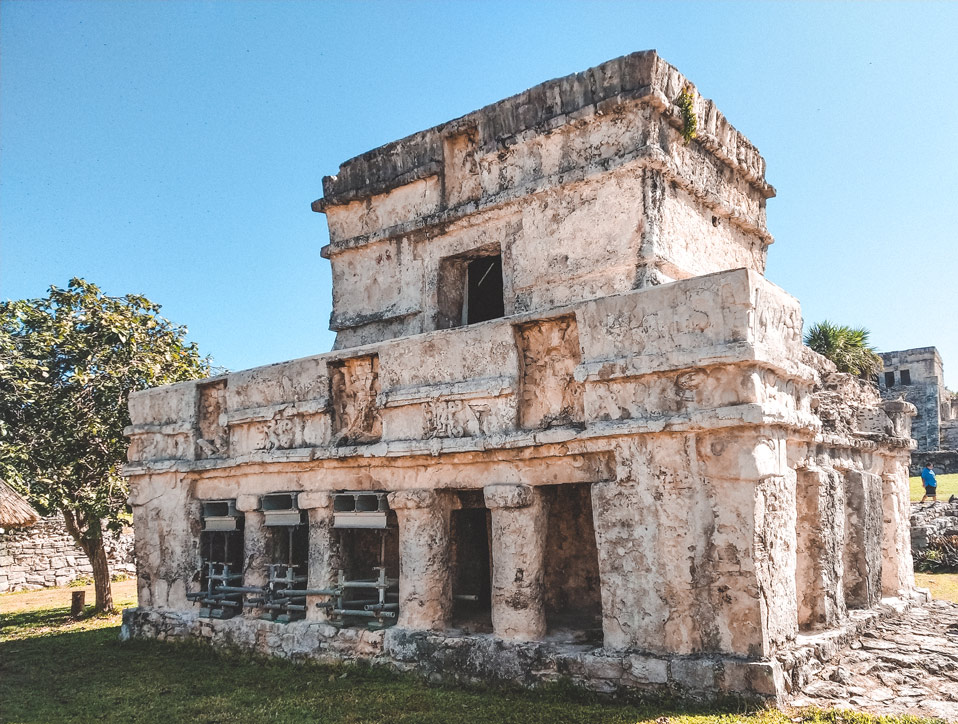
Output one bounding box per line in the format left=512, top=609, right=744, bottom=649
left=804, top=320, right=883, bottom=378
left=0, top=279, right=211, bottom=612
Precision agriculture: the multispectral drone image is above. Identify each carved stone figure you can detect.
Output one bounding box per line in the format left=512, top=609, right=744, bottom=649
left=516, top=316, right=584, bottom=430
left=330, top=355, right=382, bottom=445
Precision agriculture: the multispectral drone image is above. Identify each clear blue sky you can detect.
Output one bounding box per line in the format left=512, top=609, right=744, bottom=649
left=3, top=1, right=957, bottom=386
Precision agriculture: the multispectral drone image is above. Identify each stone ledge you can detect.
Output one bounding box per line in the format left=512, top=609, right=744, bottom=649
left=775, top=593, right=929, bottom=695
left=118, top=607, right=782, bottom=703
left=319, top=145, right=772, bottom=259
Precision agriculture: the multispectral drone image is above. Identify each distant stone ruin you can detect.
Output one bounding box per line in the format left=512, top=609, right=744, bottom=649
left=879, top=347, right=958, bottom=474
left=121, top=51, right=923, bottom=703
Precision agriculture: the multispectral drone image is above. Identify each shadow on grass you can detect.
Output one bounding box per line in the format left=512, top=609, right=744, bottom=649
left=0, top=625, right=766, bottom=724
left=1, top=604, right=74, bottom=632
left=0, top=603, right=124, bottom=642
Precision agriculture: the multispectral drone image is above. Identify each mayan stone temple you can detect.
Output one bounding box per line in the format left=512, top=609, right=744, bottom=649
left=122, top=51, right=924, bottom=702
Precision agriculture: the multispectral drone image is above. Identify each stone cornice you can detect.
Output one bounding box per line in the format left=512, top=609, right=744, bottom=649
left=313, top=51, right=771, bottom=213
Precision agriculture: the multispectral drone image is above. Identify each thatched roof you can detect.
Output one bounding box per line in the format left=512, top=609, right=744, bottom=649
left=0, top=480, right=40, bottom=528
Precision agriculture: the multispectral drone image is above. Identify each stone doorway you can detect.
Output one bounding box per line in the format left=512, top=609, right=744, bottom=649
left=450, top=491, right=493, bottom=633
left=542, top=484, right=602, bottom=644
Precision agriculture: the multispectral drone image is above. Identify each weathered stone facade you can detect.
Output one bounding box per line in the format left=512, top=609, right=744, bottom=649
left=879, top=347, right=958, bottom=472
left=0, top=515, right=136, bottom=592
left=121, top=52, right=921, bottom=703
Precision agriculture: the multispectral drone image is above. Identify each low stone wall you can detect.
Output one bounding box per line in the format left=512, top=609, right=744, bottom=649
left=0, top=516, right=136, bottom=592
left=909, top=450, right=958, bottom=477
left=910, top=500, right=958, bottom=553
left=120, top=608, right=781, bottom=704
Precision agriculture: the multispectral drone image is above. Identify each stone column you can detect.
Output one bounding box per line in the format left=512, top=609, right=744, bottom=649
left=298, top=491, right=339, bottom=622
left=881, top=456, right=916, bottom=597
left=794, top=467, right=846, bottom=630
left=387, top=489, right=451, bottom=631
left=236, top=494, right=267, bottom=617
left=484, top=483, right=546, bottom=641
left=843, top=470, right=884, bottom=609
left=879, top=398, right=917, bottom=598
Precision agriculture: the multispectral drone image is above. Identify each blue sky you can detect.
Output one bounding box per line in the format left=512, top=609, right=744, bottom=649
left=3, top=1, right=957, bottom=386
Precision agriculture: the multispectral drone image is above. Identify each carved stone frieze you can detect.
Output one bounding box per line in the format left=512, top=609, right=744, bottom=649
left=515, top=316, right=584, bottom=430
left=330, top=355, right=382, bottom=445
left=196, top=380, right=229, bottom=459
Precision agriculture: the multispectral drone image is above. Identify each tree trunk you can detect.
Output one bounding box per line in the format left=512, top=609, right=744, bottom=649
left=89, top=534, right=114, bottom=612
left=61, top=510, right=115, bottom=613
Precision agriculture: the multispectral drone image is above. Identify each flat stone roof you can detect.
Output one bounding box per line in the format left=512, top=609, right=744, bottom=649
left=313, top=50, right=772, bottom=211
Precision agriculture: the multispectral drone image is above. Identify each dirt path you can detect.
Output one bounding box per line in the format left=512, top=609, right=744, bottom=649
left=0, top=577, right=137, bottom=614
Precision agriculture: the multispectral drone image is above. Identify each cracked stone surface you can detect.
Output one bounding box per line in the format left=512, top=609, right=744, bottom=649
left=790, top=600, right=958, bottom=720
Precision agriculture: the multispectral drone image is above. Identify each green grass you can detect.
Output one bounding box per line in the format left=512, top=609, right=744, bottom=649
left=910, top=472, right=958, bottom=501
left=916, top=572, right=958, bottom=603
left=0, top=586, right=945, bottom=724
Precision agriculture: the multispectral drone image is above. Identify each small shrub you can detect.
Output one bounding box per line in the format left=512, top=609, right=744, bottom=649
left=914, top=535, right=958, bottom=572
left=677, top=85, right=698, bottom=145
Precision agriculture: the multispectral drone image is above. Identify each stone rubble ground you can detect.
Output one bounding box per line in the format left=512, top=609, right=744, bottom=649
left=790, top=600, right=958, bottom=720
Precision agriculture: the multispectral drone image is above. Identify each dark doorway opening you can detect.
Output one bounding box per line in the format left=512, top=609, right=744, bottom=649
left=437, top=249, right=505, bottom=329
left=450, top=496, right=492, bottom=633
left=262, top=507, right=310, bottom=622
left=194, top=500, right=245, bottom=619
left=542, top=484, right=603, bottom=644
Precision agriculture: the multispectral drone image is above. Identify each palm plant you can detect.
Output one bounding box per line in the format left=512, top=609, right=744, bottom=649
left=804, top=320, right=883, bottom=377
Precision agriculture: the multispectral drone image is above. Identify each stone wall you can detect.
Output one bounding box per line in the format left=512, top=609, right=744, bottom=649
left=909, top=449, right=958, bottom=477
left=121, top=607, right=784, bottom=704
left=941, top=421, right=958, bottom=452
left=910, top=500, right=958, bottom=553
left=0, top=516, right=135, bottom=592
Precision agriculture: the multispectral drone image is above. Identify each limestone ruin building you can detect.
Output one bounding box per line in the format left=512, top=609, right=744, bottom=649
left=122, top=51, right=923, bottom=702
left=879, top=347, right=958, bottom=474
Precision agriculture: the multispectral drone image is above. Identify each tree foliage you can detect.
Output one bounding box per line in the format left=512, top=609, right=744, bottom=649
left=803, top=320, right=883, bottom=378
left=0, top=279, right=212, bottom=610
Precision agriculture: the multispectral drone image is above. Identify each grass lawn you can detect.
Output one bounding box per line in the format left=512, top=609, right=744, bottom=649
left=910, top=472, right=958, bottom=501
left=0, top=584, right=945, bottom=724
left=916, top=572, right=958, bottom=603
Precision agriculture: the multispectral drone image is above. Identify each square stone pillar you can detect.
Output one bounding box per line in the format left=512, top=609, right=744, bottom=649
left=844, top=470, right=883, bottom=609
left=483, top=483, right=546, bottom=641
left=299, top=491, right=339, bottom=622
left=127, top=472, right=197, bottom=610
left=236, top=494, right=267, bottom=618
left=591, top=479, right=661, bottom=651
left=881, top=457, right=916, bottom=596
left=794, top=467, right=847, bottom=630
left=594, top=431, right=797, bottom=658
left=387, top=489, right=451, bottom=631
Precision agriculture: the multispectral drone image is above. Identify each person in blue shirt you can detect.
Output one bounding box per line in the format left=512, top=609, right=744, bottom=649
left=920, top=462, right=938, bottom=503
